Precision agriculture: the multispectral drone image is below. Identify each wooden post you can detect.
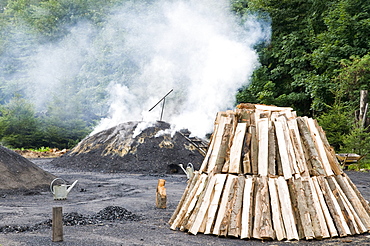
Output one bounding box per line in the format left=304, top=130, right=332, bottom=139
left=52, top=207, right=63, bottom=242
left=156, top=179, right=167, bottom=209
left=360, top=90, right=368, bottom=120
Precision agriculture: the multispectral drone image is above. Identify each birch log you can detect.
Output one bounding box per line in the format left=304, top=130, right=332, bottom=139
left=268, top=177, right=286, bottom=240
left=169, top=172, right=198, bottom=225
left=311, top=176, right=338, bottom=237
left=296, top=117, right=325, bottom=176
left=213, top=175, right=237, bottom=235
left=206, top=116, right=232, bottom=173
left=274, top=120, right=293, bottom=179
left=228, top=175, right=245, bottom=237
left=189, top=175, right=218, bottom=235
left=252, top=176, right=274, bottom=239
left=307, top=118, right=334, bottom=176
left=204, top=174, right=227, bottom=234
left=276, top=177, right=299, bottom=240
left=229, top=123, right=247, bottom=174
left=257, top=118, right=269, bottom=176
left=293, top=178, right=315, bottom=239
left=178, top=174, right=208, bottom=231
left=303, top=178, right=328, bottom=239
left=240, top=176, right=255, bottom=239
left=317, top=176, right=351, bottom=237
left=335, top=174, right=370, bottom=230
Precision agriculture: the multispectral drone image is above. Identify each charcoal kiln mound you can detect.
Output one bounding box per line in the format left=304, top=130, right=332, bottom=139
left=50, top=121, right=207, bottom=173
left=0, top=145, right=56, bottom=193
left=170, top=104, right=370, bottom=241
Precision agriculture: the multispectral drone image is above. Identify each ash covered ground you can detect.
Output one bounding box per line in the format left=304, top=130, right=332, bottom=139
left=0, top=158, right=370, bottom=246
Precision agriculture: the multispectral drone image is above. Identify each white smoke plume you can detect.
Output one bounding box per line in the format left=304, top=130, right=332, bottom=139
left=91, top=0, right=271, bottom=137
left=2, top=0, right=271, bottom=139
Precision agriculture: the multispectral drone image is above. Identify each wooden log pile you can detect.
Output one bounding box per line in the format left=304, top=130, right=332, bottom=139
left=169, top=104, right=370, bottom=240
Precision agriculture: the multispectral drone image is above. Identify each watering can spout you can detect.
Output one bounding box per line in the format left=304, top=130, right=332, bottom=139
left=67, top=180, right=78, bottom=194
left=177, top=163, right=194, bottom=179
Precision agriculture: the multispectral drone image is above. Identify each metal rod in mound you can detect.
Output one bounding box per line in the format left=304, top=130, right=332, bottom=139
left=149, top=89, right=173, bottom=121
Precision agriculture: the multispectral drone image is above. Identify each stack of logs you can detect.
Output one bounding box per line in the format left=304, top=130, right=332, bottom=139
left=169, top=103, right=370, bottom=240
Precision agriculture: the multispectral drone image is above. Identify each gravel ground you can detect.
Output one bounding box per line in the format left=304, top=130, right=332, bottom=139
left=0, top=159, right=370, bottom=246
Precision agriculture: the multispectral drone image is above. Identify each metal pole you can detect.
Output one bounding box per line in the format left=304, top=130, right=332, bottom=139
left=160, top=98, right=165, bottom=121
left=149, top=89, right=173, bottom=112
left=148, top=89, right=173, bottom=121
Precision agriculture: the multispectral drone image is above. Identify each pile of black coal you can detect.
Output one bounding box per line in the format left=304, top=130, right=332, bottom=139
left=0, top=206, right=141, bottom=234
left=0, top=145, right=56, bottom=192
left=95, top=206, right=140, bottom=221
left=50, top=121, right=207, bottom=174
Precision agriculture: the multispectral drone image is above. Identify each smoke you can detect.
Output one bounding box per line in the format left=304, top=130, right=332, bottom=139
left=91, top=0, right=271, bottom=136
left=1, top=0, right=271, bottom=138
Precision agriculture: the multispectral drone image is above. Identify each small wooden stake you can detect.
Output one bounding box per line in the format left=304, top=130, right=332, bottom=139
left=156, top=179, right=167, bottom=209
left=52, top=207, right=63, bottom=242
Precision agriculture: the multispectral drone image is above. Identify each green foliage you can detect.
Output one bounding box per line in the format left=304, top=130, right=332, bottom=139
left=41, top=117, right=90, bottom=149
left=340, top=124, right=370, bottom=156
left=236, top=0, right=370, bottom=116
left=0, top=94, right=91, bottom=149
left=0, top=0, right=122, bottom=149
left=0, top=96, right=41, bottom=148
left=3, top=0, right=122, bottom=42
left=317, top=103, right=352, bottom=150
left=334, top=54, right=370, bottom=105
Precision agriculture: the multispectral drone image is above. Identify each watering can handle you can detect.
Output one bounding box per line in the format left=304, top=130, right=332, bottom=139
left=50, top=178, right=66, bottom=193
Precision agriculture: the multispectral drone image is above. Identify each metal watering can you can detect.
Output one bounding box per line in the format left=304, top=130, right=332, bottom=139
left=178, top=163, right=194, bottom=179
left=50, top=178, right=78, bottom=200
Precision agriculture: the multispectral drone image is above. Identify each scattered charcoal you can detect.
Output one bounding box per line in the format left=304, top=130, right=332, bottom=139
left=95, top=206, right=141, bottom=221
left=0, top=206, right=140, bottom=234
left=63, top=212, right=97, bottom=226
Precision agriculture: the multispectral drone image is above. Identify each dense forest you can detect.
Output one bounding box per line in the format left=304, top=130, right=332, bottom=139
left=0, top=0, right=369, bottom=160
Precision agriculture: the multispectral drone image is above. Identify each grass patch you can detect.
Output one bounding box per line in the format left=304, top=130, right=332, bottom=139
left=16, top=147, right=53, bottom=152
left=346, top=160, right=370, bottom=171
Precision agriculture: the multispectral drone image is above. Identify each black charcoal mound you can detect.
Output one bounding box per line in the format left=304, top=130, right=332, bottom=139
left=50, top=121, right=205, bottom=174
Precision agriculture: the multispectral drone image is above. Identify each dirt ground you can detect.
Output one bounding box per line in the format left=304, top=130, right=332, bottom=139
left=1, top=158, right=370, bottom=246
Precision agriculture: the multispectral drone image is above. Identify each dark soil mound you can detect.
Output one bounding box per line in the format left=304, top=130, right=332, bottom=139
left=51, top=121, right=206, bottom=173
left=0, top=145, right=56, bottom=192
